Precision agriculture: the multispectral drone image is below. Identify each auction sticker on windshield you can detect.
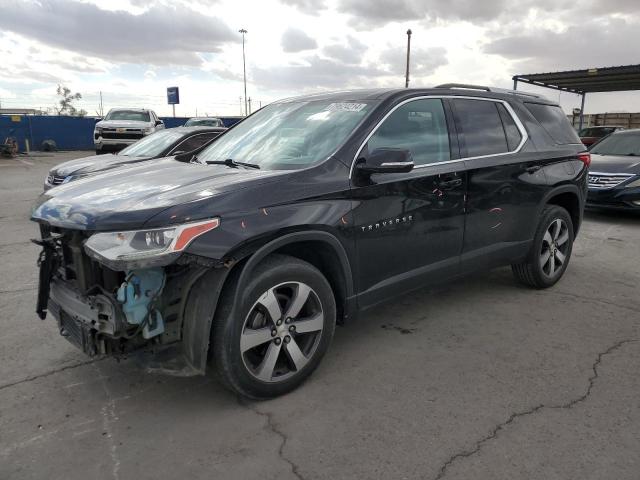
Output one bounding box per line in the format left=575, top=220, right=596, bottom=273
left=326, top=103, right=367, bottom=112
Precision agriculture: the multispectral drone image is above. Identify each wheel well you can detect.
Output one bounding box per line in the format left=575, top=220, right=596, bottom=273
left=547, top=192, right=581, bottom=234
left=269, top=241, right=348, bottom=323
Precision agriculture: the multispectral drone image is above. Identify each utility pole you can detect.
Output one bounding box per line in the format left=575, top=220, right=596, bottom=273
left=248, top=97, right=252, bottom=115
left=405, top=29, right=412, bottom=88
left=99, top=91, right=103, bottom=117
left=239, top=28, right=248, bottom=116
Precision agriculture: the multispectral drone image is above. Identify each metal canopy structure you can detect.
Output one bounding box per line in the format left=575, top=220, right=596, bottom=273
left=512, top=64, right=640, bottom=130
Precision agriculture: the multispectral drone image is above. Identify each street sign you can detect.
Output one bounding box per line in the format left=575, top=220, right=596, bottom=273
left=167, top=87, right=180, bottom=105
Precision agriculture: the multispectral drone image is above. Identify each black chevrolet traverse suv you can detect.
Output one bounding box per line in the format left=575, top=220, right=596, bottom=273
left=32, top=85, right=588, bottom=398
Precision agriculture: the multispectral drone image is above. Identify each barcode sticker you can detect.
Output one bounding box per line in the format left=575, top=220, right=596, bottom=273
left=326, top=103, right=367, bottom=112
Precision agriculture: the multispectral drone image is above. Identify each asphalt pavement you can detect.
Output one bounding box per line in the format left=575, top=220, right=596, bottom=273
left=1, top=151, right=638, bottom=480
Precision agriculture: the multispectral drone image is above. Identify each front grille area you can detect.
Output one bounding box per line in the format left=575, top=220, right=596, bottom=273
left=40, top=225, right=122, bottom=294
left=47, top=174, right=66, bottom=185
left=101, top=131, right=143, bottom=140
left=588, top=172, right=634, bottom=189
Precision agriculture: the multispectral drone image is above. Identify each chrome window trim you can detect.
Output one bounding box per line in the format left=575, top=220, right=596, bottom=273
left=381, top=161, right=413, bottom=167
left=349, top=95, right=529, bottom=179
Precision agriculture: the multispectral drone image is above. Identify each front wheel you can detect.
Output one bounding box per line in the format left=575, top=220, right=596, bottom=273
left=512, top=205, right=574, bottom=289
left=212, top=254, right=336, bottom=399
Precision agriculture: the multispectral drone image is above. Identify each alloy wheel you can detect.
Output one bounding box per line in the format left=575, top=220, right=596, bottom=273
left=540, top=218, right=569, bottom=278
left=240, top=281, right=324, bottom=383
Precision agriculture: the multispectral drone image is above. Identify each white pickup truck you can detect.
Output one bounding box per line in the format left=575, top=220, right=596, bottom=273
left=94, top=108, right=164, bottom=154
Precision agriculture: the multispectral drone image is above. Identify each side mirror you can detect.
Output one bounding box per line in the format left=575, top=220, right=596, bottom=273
left=155, top=120, right=163, bottom=126
left=356, top=148, right=414, bottom=174
left=95, top=118, right=102, bottom=123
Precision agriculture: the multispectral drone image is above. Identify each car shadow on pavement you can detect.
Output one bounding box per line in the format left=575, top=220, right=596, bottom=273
left=584, top=208, right=640, bottom=225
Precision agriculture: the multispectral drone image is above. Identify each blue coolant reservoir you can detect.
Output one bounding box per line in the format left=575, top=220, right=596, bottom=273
left=116, top=268, right=166, bottom=339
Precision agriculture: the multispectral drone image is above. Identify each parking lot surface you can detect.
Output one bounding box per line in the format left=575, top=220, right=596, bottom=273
left=1, top=152, right=639, bottom=480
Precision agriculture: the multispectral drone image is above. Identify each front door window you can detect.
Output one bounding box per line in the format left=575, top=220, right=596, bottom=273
left=366, top=98, right=450, bottom=165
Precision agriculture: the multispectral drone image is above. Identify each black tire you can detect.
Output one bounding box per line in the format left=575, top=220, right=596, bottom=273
left=512, top=205, right=574, bottom=289
left=212, top=254, right=336, bottom=399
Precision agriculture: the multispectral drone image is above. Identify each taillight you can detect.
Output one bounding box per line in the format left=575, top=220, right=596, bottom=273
left=578, top=152, right=591, bottom=168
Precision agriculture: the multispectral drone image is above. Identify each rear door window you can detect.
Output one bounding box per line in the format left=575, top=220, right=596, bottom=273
left=525, top=103, right=581, bottom=144
left=452, top=99, right=509, bottom=157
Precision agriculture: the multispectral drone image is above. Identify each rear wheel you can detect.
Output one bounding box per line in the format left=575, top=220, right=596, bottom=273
left=512, top=205, right=574, bottom=288
left=212, top=254, right=336, bottom=399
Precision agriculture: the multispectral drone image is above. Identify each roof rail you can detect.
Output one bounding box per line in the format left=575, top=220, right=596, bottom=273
left=435, top=83, right=491, bottom=91
left=435, top=83, right=544, bottom=99
left=490, top=87, right=543, bottom=99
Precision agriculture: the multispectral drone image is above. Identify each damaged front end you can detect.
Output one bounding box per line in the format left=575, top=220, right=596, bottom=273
left=34, top=219, right=225, bottom=374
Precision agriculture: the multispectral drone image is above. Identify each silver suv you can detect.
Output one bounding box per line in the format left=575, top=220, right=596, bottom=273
left=94, top=108, right=164, bottom=154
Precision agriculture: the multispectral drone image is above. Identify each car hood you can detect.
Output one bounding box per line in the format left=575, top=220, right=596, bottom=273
left=589, top=154, right=640, bottom=175
left=32, top=158, right=288, bottom=230
left=52, top=154, right=153, bottom=177
left=96, top=120, right=151, bottom=129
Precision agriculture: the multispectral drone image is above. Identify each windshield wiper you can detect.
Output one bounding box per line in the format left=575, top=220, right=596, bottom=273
left=205, top=158, right=260, bottom=169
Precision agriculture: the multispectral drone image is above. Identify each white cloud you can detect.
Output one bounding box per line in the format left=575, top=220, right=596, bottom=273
left=280, top=0, right=327, bottom=14
left=281, top=28, right=318, bottom=53
left=485, top=17, right=640, bottom=73
left=322, top=36, right=368, bottom=64
left=0, top=0, right=235, bottom=66
left=379, top=46, right=448, bottom=77
left=0, top=0, right=639, bottom=116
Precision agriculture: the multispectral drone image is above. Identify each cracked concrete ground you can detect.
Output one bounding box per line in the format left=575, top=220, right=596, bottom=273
left=1, top=152, right=638, bottom=480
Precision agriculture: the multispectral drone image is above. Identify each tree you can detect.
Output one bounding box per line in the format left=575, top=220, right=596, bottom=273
left=56, top=84, right=87, bottom=117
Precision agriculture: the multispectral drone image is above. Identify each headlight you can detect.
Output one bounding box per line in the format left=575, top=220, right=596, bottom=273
left=84, top=218, right=220, bottom=270
left=143, top=127, right=154, bottom=134
left=95, top=127, right=103, bottom=134
left=625, top=176, right=640, bottom=188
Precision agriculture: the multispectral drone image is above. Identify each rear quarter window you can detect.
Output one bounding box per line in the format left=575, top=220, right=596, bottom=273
left=525, top=103, right=581, bottom=145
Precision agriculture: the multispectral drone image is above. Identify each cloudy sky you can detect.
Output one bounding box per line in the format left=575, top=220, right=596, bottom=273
left=1, top=0, right=639, bottom=117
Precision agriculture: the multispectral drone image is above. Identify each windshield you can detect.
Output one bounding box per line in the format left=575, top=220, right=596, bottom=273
left=579, top=127, right=616, bottom=137
left=105, top=110, right=150, bottom=122
left=590, top=132, right=640, bottom=156
left=185, top=118, right=222, bottom=127
left=197, top=100, right=373, bottom=170
left=118, top=129, right=184, bottom=157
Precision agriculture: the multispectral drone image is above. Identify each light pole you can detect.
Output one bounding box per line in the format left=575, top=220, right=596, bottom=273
left=405, top=29, right=412, bottom=88
left=239, top=28, right=248, bottom=116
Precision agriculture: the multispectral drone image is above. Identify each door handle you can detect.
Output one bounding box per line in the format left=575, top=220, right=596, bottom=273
left=436, top=178, right=462, bottom=189
left=525, top=164, right=542, bottom=174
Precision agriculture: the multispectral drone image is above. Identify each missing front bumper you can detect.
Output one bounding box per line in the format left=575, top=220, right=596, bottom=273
left=48, top=279, right=126, bottom=356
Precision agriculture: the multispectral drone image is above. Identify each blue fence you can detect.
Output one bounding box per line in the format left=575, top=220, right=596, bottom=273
left=0, top=115, right=243, bottom=151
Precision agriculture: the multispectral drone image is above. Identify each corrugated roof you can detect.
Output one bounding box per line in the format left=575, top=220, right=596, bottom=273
left=513, top=65, right=640, bottom=94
